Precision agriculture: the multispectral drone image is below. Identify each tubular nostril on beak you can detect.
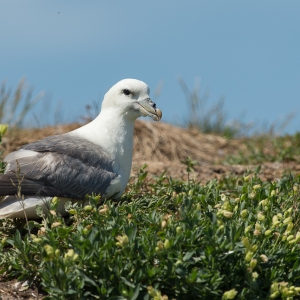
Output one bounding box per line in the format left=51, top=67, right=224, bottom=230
left=138, top=98, right=162, bottom=121
left=148, top=99, right=156, bottom=108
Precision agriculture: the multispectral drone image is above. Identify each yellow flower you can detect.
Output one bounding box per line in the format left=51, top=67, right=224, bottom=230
left=156, top=241, right=164, bottom=250
left=288, top=239, right=296, bottom=245
left=286, top=222, right=294, bottom=233
left=223, top=211, right=234, bottom=218
left=245, top=252, right=253, bottom=262
left=265, top=229, right=272, bottom=237
left=255, top=223, right=262, bottom=231
left=147, top=286, right=156, bottom=297
left=176, top=226, right=183, bottom=234
left=260, top=254, right=268, bottom=263
left=83, top=205, right=93, bottom=212
left=147, top=286, right=168, bottom=300
left=270, top=291, right=280, bottom=299
left=33, top=237, right=42, bottom=243
left=257, top=212, right=265, bottom=222
left=251, top=244, right=258, bottom=252
left=242, top=237, right=251, bottom=249
left=116, top=234, right=129, bottom=248
left=51, top=196, right=59, bottom=205
left=161, top=220, right=167, bottom=229
left=270, top=282, right=279, bottom=293
left=64, top=249, right=78, bottom=261
left=93, top=195, right=101, bottom=203
left=51, top=222, right=62, bottom=228
left=83, top=225, right=92, bottom=235
left=44, top=245, right=54, bottom=257
left=283, top=217, right=292, bottom=225
left=223, top=288, right=238, bottom=299
left=222, top=201, right=231, bottom=211
left=240, top=209, right=248, bottom=218
left=164, top=239, right=170, bottom=249
left=249, top=192, right=256, bottom=199
left=37, top=227, right=46, bottom=236
left=99, top=204, right=109, bottom=214
left=220, top=194, right=227, bottom=201
left=259, top=199, right=268, bottom=207
left=253, top=229, right=261, bottom=236
left=218, top=225, right=225, bottom=231
left=284, top=208, right=292, bottom=218
left=249, top=258, right=257, bottom=269
left=245, top=225, right=252, bottom=234
left=253, top=184, right=261, bottom=190
left=244, top=175, right=250, bottom=182
left=272, top=216, right=280, bottom=226
left=64, top=249, right=74, bottom=258
left=0, top=124, right=8, bottom=136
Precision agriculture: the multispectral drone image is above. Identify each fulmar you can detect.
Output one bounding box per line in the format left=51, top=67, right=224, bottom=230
left=0, top=79, right=162, bottom=218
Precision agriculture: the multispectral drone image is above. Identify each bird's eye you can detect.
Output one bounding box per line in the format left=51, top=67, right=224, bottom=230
left=123, top=89, right=131, bottom=96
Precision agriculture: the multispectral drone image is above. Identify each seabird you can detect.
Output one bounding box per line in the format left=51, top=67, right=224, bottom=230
left=0, top=79, right=162, bottom=218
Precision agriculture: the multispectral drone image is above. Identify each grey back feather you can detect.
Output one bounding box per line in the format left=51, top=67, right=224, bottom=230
left=2, top=134, right=118, bottom=199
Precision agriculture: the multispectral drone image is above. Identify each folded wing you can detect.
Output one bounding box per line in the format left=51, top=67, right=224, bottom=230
left=1, top=134, right=119, bottom=199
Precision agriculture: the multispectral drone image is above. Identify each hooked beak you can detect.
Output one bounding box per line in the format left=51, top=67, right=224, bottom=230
left=138, top=98, right=162, bottom=121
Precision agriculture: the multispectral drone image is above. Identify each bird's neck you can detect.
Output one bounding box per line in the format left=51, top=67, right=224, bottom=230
left=72, top=108, right=135, bottom=172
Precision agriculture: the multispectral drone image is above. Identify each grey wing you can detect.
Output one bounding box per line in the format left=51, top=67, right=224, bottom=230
left=1, top=134, right=119, bottom=199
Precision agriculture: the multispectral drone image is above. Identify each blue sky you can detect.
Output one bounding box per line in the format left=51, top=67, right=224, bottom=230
left=1, top=1, right=300, bottom=133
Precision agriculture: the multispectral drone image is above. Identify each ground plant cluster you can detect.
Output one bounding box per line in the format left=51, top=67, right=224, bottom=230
left=1, top=81, right=300, bottom=299
left=1, top=156, right=300, bottom=299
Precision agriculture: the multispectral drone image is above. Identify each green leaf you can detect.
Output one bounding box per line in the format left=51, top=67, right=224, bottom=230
left=120, top=276, right=135, bottom=288
left=35, top=205, right=44, bottom=217
left=24, top=220, right=40, bottom=231
left=183, top=251, right=195, bottom=261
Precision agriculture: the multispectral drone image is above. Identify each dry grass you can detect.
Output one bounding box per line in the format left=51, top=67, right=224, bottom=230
left=1, top=120, right=300, bottom=183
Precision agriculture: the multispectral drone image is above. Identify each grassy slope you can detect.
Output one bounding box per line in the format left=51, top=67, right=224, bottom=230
left=0, top=163, right=300, bottom=299
left=1, top=120, right=300, bottom=299
left=2, top=80, right=300, bottom=299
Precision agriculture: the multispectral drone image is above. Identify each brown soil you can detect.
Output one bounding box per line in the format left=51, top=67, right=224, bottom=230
left=0, top=279, right=44, bottom=300
left=0, top=120, right=299, bottom=299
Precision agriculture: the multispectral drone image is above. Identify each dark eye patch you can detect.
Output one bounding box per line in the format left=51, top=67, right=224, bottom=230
left=123, top=89, right=131, bottom=96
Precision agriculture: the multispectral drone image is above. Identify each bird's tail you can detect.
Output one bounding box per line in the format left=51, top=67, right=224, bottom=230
left=0, top=196, right=73, bottom=219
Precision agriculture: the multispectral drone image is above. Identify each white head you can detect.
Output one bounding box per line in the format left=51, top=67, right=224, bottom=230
left=101, top=79, right=162, bottom=121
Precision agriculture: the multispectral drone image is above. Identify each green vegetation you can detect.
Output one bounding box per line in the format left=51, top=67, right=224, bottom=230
left=179, top=78, right=253, bottom=138
left=0, top=124, right=8, bottom=174
left=0, top=79, right=44, bottom=127
left=179, top=78, right=297, bottom=139
left=1, top=163, right=300, bottom=299
left=226, top=133, right=300, bottom=165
